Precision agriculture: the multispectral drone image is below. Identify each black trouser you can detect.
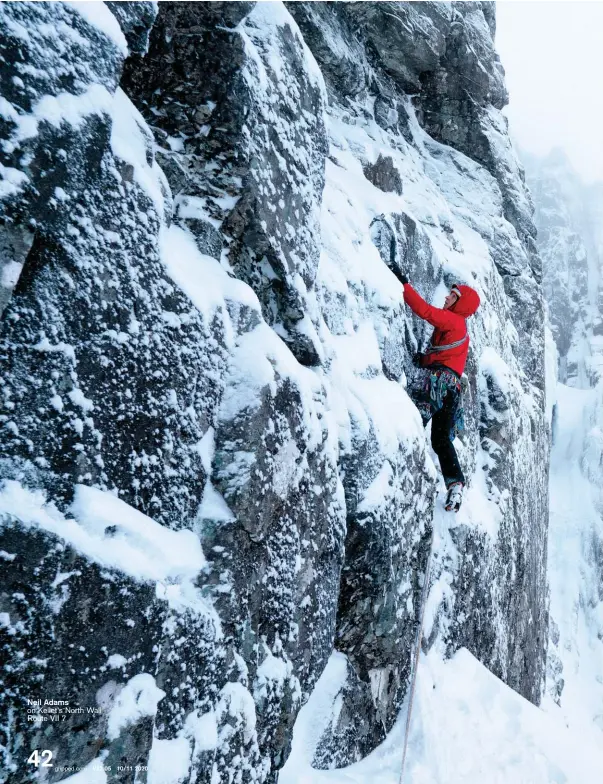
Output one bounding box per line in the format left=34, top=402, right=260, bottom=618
left=430, top=392, right=465, bottom=487
left=412, top=367, right=465, bottom=488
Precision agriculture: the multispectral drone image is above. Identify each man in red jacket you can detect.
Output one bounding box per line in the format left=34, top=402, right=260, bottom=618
left=393, top=269, right=481, bottom=512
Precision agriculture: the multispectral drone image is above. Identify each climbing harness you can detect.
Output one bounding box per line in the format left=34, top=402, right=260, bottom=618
left=398, top=529, right=435, bottom=784
left=424, top=332, right=468, bottom=354
left=413, top=333, right=468, bottom=368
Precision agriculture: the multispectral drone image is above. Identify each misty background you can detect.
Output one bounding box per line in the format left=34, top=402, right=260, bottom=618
left=496, top=1, right=603, bottom=183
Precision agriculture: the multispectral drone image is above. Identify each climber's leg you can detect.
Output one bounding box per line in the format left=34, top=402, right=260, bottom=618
left=431, top=394, right=465, bottom=488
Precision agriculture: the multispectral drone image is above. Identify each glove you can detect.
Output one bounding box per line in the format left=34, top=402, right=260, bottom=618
left=391, top=266, right=409, bottom=285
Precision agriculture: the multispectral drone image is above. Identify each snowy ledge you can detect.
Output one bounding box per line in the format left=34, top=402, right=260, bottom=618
left=0, top=480, right=205, bottom=585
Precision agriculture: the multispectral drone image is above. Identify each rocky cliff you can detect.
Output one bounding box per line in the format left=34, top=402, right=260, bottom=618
left=0, top=3, right=548, bottom=782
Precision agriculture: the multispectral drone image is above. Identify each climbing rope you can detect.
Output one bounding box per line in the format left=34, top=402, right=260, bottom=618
left=398, top=527, right=435, bottom=784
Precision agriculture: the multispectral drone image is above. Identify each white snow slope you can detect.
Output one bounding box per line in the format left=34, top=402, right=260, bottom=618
left=280, top=646, right=603, bottom=784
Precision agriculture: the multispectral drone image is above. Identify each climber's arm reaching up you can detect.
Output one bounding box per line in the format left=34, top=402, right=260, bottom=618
left=389, top=265, right=458, bottom=329
left=402, top=283, right=458, bottom=330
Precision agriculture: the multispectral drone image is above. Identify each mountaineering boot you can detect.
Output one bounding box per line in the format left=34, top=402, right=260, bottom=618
left=444, top=482, right=463, bottom=512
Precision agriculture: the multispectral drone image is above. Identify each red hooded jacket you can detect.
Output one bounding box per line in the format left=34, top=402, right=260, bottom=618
left=403, top=283, right=481, bottom=376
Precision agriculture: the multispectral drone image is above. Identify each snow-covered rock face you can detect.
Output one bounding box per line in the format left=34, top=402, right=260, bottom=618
left=1, top=3, right=548, bottom=782
left=524, top=149, right=603, bottom=386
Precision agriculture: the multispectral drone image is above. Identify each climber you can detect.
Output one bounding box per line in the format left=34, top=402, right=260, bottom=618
left=392, top=268, right=481, bottom=512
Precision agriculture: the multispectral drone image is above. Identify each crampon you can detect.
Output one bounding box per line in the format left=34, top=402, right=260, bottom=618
left=444, top=482, right=463, bottom=512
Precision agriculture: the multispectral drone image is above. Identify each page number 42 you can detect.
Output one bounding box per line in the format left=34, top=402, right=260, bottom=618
left=27, top=750, right=53, bottom=767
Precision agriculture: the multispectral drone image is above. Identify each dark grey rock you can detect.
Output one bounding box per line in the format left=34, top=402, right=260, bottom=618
left=0, top=2, right=123, bottom=318
left=286, top=3, right=370, bottom=99
left=122, top=1, right=328, bottom=368
left=311, top=659, right=380, bottom=767
left=374, top=95, right=399, bottom=131
left=0, top=225, right=33, bottom=319
left=0, top=4, right=228, bottom=781
left=351, top=2, right=452, bottom=93
left=363, top=155, right=403, bottom=196
left=481, top=1, right=497, bottom=38
left=105, top=2, right=158, bottom=55
left=0, top=523, right=163, bottom=781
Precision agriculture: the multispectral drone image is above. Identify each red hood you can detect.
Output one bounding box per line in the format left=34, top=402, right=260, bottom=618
left=449, top=285, right=480, bottom=317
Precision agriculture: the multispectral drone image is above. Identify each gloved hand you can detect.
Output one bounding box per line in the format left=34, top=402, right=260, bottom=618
left=391, top=266, right=409, bottom=285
